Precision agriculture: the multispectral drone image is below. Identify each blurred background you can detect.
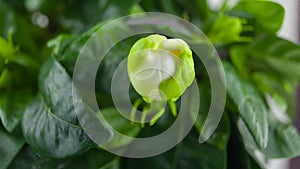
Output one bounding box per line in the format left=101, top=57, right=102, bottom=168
left=0, top=0, right=299, bottom=169
left=268, top=1, right=299, bottom=169
left=271, top=1, right=299, bottom=169
left=199, top=0, right=300, bottom=168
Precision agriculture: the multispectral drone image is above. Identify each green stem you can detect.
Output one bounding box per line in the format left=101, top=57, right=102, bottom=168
left=168, top=100, right=177, bottom=116
left=141, top=106, right=149, bottom=128
left=149, top=108, right=165, bottom=126
left=130, top=98, right=143, bottom=124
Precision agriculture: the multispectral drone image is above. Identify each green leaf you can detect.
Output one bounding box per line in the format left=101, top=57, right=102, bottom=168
left=0, top=91, right=32, bottom=133
left=0, top=126, right=25, bottom=169
left=8, top=52, right=39, bottom=70
left=22, top=57, right=112, bottom=158
left=99, top=159, right=120, bottom=169
left=207, top=14, right=250, bottom=45
left=205, top=113, right=230, bottom=150
left=233, top=1, right=284, bottom=32
left=265, top=57, right=300, bottom=79
left=96, top=56, right=124, bottom=95
left=47, top=34, right=78, bottom=57
left=238, top=78, right=300, bottom=159
left=230, top=34, right=300, bottom=119
left=22, top=97, right=94, bottom=159
left=265, top=122, right=300, bottom=158
left=9, top=146, right=116, bottom=169
left=234, top=34, right=300, bottom=62
left=0, top=32, right=37, bottom=68
left=223, top=62, right=268, bottom=149
left=0, top=32, right=39, bottom=91
left=0, top=1, right=39, bottom=56
left=229, top=44, right=249, bottom=77
left=52, top=20, right=134, bottom=77
left=53, top=34, right=90, bottom=74
left=195, top=81, right=230, bottom=150
left=227, top=120, right=263, bottom=169
left=98, top=107, right=141, bottom=149
left=55, top=0, right=139, bottom=33
left=123, top=134, right=226, bottom=169
left=96, top=37, right=137, bottom=94
left=48, top=27, right=136, bottom=96
left=253, top=73, right=296, bottom=119
left=0, top=35, right=16, bottom=57
left=50, top=22, right=105, bottom=74
left=0, top=68, right=11, bottom=90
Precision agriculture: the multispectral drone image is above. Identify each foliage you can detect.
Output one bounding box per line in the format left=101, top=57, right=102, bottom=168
left=0, top=0, right=300, bottom=169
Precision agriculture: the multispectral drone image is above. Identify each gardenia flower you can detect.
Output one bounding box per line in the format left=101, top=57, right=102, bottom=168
left=127, top=34, right=195, bottom=103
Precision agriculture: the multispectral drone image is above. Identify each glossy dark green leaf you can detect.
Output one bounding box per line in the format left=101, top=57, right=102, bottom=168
left=50, top=22, right=105, bottom=74
left=22, top=96, right=95, bottom=159
left=52, top=34, right=90, bottom=74
left=124, top=134, right=226, bottom=169
left=234, top=1, right=284, bottom=32
left=22, top=57, right=112, bottom=158
left=9, top=146, right=116, bottom=169
left=48, top=23, right=137, bottom=94
left=0, top=126, right=25, bottom=169
left=223, top=62, right=268, bottom=149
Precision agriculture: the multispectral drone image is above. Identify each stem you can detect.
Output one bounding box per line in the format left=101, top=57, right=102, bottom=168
left=168, top=100, right=177, bottom=116
left=130, top=98, right=143, bottom=124
left=141, top=106, right=149, bottom=128
left=149, top=108, right=165, bottom=126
